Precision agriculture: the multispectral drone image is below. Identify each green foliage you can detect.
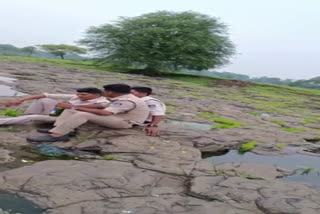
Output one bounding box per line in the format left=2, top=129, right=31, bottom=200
left=198, top=112, right=245, bottom=129
left=238, top=141, right=258, bottom=153
left=0, top=109, right=23, bottom=117
left=0, top=56, right=119, bottom=72
left=269, top=120, right=285, bottom=126
left=276, top=143, right=287, bottom=149
left=103, top=155, right=116, bottom=160
left=21, top=46, right=36, bottom=56
left=289, top=76, right=320, bottom=90
left=281, top=127, right=306, bottom=133
left=80, top=11, right=234, bottom=74
left=39, top=44, right=86, bottom=59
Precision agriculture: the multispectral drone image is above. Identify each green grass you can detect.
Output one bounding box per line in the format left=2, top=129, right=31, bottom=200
left=304, top=115, right=320, bottom=124
left=269, top=120, right=285, bottom=126
left=0, top=127, right=20, bottom=133
left=281, top=127, right=306, bottom=133
left=0, top=108, right=23, bottom=117
left=184, top=92, right=208, bottom=99
left=165, top=103, right=179, bottom=114
left=238, top=141, right=258, bottom=153
left=198, top=112, right=245, bottom=129
left=249, top=112, right=263, bottom=116
left=0, top=55, right=125, bottom=73
left=276, top=143, right=287, bottom=149
left=103, top=155, right=116, bottom=160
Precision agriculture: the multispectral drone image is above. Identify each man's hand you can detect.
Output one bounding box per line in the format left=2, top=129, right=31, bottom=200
left=55, top=103, right=73, bottom=109
left=4, top=99, right=24, bottom=107
left=143, top=126, right=160, bottom=137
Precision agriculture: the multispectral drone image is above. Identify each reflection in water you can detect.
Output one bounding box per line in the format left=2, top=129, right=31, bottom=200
left=206, top=150, right=320, bottom=188
left=0, top=192, right=43, bottom=214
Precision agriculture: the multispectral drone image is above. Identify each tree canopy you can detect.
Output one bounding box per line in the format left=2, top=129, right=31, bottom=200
left=38, top=44, right=86, bottom=59
left=79, top=11, right=235, bottom=74
left=21, top=46, right=36, bottom=56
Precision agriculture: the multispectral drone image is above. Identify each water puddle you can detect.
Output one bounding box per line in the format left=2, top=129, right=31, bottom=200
left=0, top=85, right=26, bottom=96
left=0, top=76, right=26, bottom=96
left=166, top=120, right=212, bottom=131
left=0, top=76, right=16, bottom=84
left=205, top=150, right=320, bottom=188
left=0, top=145, right=79, bottom=172
left=0, top=192, right=43, bottom=214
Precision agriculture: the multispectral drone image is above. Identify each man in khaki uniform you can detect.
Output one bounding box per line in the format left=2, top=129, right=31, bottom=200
left=0, top=88, right=109, bottom=125
left=131, top=86, right=166, bottom=136
left=27, top=84, right=150, bottom=142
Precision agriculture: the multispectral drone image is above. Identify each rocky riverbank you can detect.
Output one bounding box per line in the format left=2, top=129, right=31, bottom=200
left=0, top=60, right=320, bottom=214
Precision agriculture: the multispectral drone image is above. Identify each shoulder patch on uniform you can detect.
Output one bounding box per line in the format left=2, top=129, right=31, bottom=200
left=110, top=103, right=123, bottom=107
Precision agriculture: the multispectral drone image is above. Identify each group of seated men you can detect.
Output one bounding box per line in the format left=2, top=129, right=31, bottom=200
left=0, top=84, right=166, bottom=142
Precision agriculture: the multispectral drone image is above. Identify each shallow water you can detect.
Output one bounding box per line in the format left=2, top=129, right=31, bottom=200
left=0, top=76, right=16, bottom=83
left=0, top=77, right=26, bottom=96
left=206, top=150, right=320, bottom=188
left=0, top=192, right=43, bottom=214
left=0, top=85, right=26, bottom=96
left=0, top=145, right=77, bottom=172
left=166, top=120, right=212, bottom=131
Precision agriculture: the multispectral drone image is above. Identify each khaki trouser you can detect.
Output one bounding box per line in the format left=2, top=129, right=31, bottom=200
left=50, top=109, right=132, bottom=135
left=25, top=98, right=58, bottom=115
left=0, top=98, right=58, bottom=125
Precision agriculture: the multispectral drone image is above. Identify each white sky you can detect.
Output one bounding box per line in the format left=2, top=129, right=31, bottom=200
left=1, top=0, right=319, bottom=79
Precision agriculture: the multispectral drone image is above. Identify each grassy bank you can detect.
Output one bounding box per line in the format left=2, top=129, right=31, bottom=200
left=1, top=55, right=320, bottom=98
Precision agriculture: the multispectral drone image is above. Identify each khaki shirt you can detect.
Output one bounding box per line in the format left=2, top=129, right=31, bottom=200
left=141, top=96, right=166, bottom=122
left=104, top=94, right=149, bottom=124
left=43, top=93, right=110, bottom=107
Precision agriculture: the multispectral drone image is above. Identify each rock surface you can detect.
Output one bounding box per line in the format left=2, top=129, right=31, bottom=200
left=214, top=162, right=292, bottom=180
left=0, top=149, right=15, bottom=164
left=0, top=60, right=320, bottom=213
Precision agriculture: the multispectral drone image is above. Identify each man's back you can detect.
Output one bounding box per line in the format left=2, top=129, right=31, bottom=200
left=105, top=94, right=149, bottom=124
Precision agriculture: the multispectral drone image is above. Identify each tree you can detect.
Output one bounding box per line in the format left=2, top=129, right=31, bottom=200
left=38, top=44, right=86, bottom=59
left=21, top=46, right=36, bottom=56
left=79, top=11, right=235, bottom=75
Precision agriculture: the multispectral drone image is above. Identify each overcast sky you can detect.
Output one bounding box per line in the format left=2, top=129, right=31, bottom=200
left=1, top=0, right=319, bottom=79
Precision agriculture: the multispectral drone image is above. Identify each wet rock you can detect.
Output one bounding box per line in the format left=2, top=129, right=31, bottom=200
left=0, top=149, right=15, bottom=163
left=190, top=176, right=320, bottom=214
left=214, top=162, right=292, bottom=180
left=0, top=160, right=186, bottom=210
left=1, top=61, right=320, bottom=214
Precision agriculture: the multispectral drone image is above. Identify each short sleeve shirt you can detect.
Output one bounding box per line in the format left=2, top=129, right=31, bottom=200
left=104, top=100, right=136, bottom=114
left=43, top=93, right=110, bottom=107
left=141, top=96, right=166, bottom=116
left=145, top=99, right=166, bottom=116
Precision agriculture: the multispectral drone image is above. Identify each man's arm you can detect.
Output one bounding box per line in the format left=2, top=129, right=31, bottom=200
left=4, top=94, right=46, bottom=107
left=74, top=100, right=135, bottom=116
left=144, top=116, right=164, bottom=136
left=74, top=103, right=106, bottom=109
left=74, top=106, right=114, bottom=116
